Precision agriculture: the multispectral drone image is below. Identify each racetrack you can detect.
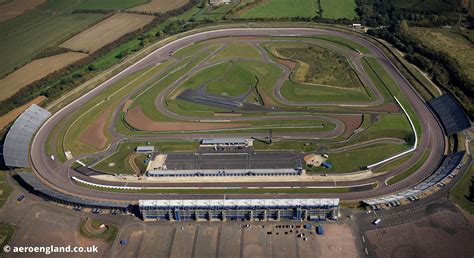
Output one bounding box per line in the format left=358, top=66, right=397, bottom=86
left=29, top=27, right=446, bottom=203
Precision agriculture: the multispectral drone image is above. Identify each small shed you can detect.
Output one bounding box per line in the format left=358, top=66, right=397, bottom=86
left=136, top=146, right=155, bottom=153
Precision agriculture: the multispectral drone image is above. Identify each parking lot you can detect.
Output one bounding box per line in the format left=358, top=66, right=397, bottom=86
left=109, top=221, right=358, bottom=258
left=164, top=151, right=303, bottom=170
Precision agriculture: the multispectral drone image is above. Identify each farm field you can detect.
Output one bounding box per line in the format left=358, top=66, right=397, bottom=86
left=0, top=95, right=46, bottom=131
left=60, top=13, right=155, bottom=53
left=0, top=8, right=102, bottom=78
left=0, top=0, right=152, bottom=78
left=239, top=0, right=318, bottom=18
left=0, top=52, right=87, bottom=100
left=0, top=0, right=46, bottom=23
left=320, top=0, right=357, bottom=19
left=406, top=27, right=474, bottom=81
left=130, top=0, right=188, bottom=13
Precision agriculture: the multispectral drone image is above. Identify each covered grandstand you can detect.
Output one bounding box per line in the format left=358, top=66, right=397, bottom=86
left=146, top=168, right=303, bottom=177
left=363, top=152, right=465, bottom=206
left=139, top=198, right=339, bottom=221
left=428, top=93, right=471, bottom=135
left=3, top=104, right=51, bottom=168
left=16, top=172, right=129, bottom=211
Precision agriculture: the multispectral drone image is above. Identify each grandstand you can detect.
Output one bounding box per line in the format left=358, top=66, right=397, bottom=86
left=139, top=198, right=339, bottom=221
left=428, top=93, right=471, bottom=135
left=16, top=172, right=129, bottom=211
left=3, top=104, right=51, bottom=168
left=363, top=152, right=465, bottom=206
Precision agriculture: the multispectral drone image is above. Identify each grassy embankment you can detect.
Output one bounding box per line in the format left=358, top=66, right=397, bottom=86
left=386, top=150, right=430, bottom=185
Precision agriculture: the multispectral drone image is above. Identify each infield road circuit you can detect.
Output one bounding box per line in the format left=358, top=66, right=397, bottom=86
left=30, top=27, right=446, bottom=203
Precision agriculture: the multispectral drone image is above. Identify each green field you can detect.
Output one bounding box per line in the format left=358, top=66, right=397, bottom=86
left=93, top=141, right=199, bottom=174
left=311, top=35, right=370, bottom=53
left=271, top=42, right=362, bottom=88
left=310, top=142, right=409, bottom=173
left=240, top=0, right=318, bottom=18
left=208, top=42, right=262, bottom=63
left=320, top=0, right=357, bottom=19
left=387, top=150, right=430, bottom=185
left=281, top=80, right=371, bottom=102
left=205, top=81, right=251, bottom=97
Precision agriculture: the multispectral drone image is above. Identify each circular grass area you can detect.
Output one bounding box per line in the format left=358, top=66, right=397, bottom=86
left=79, top=218, right=118, bottom=242
left=205, top=81, right=251, bottom=97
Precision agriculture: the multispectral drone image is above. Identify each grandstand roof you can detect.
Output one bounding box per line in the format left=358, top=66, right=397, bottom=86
left=139, top=198, right=339, bottom=208
left=428, top=93, right=471, bottom=135
left=3, top=104, right=51, bottom=168
left=363, top=152, right=464, bottom=205
left=17, top=172, right=128, bottom=208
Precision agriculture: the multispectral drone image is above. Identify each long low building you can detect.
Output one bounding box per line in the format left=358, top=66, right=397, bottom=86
left=147, top=168, right=303, bottom=177
left=363, top=151, right=464, bottom=206
left=139, top=198, right=339, bottom=221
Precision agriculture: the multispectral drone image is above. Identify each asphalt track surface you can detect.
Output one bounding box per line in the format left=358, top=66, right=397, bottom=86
left=30, top=28, right=445, bottom=203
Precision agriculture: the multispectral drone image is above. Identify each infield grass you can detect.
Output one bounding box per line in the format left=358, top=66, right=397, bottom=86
left=208, top=42, right=262, bottom=62
left=271, top=42, right=363, bottom=88
left=387, top=150, right=430, bottom=185
left=310, top=142, right=410, bottom=173
left=281, top=80, right=371, bottom=102
left=93, top=140, right=200, bottom=174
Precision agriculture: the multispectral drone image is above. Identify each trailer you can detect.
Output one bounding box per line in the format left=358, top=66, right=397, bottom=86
left=316, top=225, right=324, bottom=235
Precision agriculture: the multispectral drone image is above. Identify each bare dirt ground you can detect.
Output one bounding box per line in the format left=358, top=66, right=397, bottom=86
left=125, top=106, right=249, bottom=131
left=127, top=153, right=141, bottom=176
left=79, top=106, right=113, bottom=150
left=60, top=13, right=155, bottom=53
left=0, top=95, right=46, bottom=130
left=365, top=208, right=474, bottom=258
left=1, top=202, right=111, bottom=258
left=0, top=52, right=87, bottom=101
left=130, top=0, right=188, bottom=13
left=0, top=0, right=46, bottom=23
left=332, top=114, right=363, bottom=138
